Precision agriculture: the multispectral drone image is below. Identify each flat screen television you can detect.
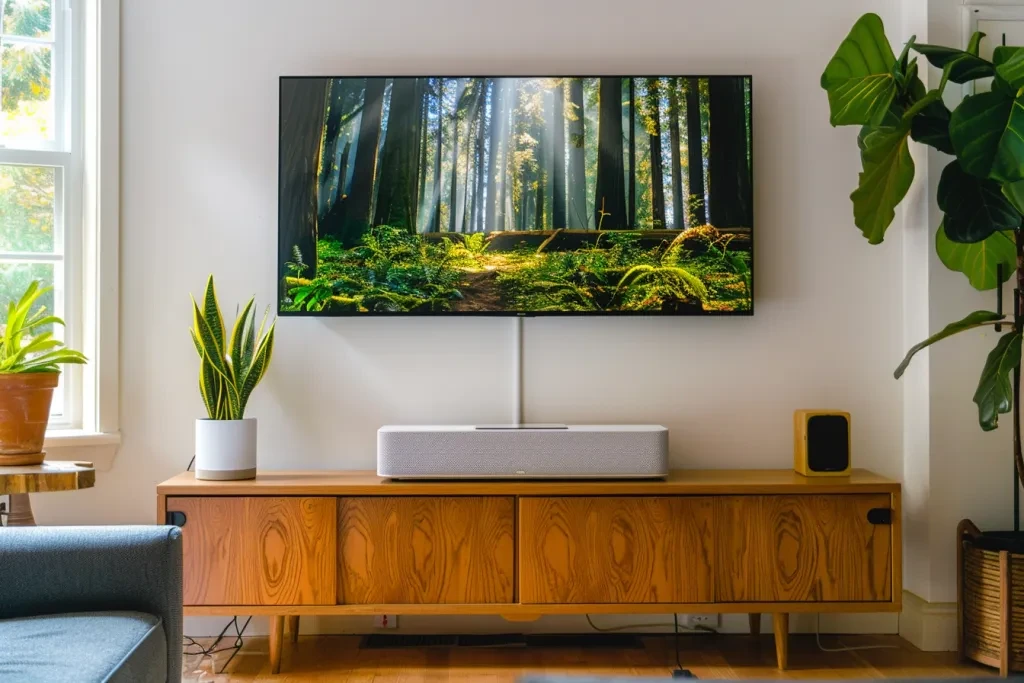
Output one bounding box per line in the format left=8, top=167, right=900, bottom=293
left=279, top=76, right=752, bottom=316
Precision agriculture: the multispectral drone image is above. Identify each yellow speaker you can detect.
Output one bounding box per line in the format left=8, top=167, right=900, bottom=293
left=794, top=410, right=851, bottom=476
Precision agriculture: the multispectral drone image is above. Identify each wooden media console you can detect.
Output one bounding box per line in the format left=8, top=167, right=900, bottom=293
left=157, top=469, right=901, bottom=673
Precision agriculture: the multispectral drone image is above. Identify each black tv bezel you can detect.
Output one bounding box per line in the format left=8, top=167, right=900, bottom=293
left=278, top=74, right=754, bottom=318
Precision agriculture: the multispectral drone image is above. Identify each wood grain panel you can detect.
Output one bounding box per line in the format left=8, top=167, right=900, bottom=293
left=172, top=496, right=337, bottom=606
left=337, top=496, right=514, bottom=604
left=715, top=494, right=892, bottom=602
left=0, top=460, right=95, bottom=494
left=519, top=496, right=714, bottom=604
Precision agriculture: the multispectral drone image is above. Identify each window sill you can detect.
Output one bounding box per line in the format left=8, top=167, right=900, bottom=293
left=43, top=430, right=121, bottom=471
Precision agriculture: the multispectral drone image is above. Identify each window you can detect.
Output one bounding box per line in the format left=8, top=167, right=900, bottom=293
left=0, top=0, right=78, bottom=427
left=0, top=0, right=117, bottom=461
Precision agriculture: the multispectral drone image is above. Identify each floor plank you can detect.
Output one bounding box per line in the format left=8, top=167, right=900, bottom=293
left=182, top=634, right=993, bottom=682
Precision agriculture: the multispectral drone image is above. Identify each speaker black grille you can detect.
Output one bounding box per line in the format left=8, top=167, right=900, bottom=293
left=806, top=414, right=849, bottom=472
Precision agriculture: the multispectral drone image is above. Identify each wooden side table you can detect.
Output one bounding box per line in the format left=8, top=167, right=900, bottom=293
left=0, top=461, right=96, bottom=526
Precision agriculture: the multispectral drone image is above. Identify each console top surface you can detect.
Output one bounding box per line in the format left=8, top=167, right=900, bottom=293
left=158, top=468, right=899, bottom=496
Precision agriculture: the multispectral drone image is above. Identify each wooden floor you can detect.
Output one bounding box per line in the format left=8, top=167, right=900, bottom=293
left=182, top=634, right=993, bottom=682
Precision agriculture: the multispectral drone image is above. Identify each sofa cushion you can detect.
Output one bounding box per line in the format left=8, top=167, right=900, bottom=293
left=0, top=611, right=166, bottom=683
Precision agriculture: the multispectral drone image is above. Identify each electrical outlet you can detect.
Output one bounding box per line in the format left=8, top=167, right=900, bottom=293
left=685, top=614, right=719, bottom=629
left=373, top=614, right=397, bottom=629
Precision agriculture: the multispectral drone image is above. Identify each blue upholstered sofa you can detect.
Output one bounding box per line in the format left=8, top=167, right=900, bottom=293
left=0, top=526, right=182, bottom=682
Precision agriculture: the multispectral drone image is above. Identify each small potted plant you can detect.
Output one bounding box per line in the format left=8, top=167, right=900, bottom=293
left=191, top=276, right=275, bottom=480
left=0, top=281, right=87, bottom=465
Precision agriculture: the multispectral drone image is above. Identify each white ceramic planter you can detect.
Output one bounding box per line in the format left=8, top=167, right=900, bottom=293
left=194, top=418, right=257, bottom=480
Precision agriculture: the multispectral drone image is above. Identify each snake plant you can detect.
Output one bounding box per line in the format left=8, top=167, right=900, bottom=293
left=0, top=281, right=87, bottom=373
left=191, top=276, right=275, bottom=420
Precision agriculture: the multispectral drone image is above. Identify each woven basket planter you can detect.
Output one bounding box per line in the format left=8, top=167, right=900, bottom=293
left=959, top=519, right=1024, bottom=676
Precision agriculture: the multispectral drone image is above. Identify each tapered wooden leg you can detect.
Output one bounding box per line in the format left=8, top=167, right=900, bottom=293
left=773, top=613, right=789, bottom=670
left=748, top=613, right=761, bottom=636
left=287, top=615, right=300, bottom=644
left=269, top=616, right=284, bottom=674
left=6, top=494, right=36, bottom=526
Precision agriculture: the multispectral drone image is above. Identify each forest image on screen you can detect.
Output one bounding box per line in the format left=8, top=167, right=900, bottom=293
left=279, top=77, right=752, bottom=314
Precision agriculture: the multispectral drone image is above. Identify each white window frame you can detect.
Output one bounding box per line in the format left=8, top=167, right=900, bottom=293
left=0, top=0, right=121, bottom=466
left=0, top=0, right=77, bottom=426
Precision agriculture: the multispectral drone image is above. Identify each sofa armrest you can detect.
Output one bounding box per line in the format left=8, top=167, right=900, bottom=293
left=0, top=525, right=182, bottom=682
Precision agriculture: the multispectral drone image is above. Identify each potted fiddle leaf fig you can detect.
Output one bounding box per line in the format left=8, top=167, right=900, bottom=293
left=822, top=13, right=1024, bottom=674
left=191, top=276, right=275, bottom=480
left=0, top=281, right=87, bottom=465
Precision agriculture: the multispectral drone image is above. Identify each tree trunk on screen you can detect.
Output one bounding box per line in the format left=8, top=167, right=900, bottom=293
left=448, top=79, right=467, bottom=233
left=430, top=78, right=444, bottom=233
left=341, top=77, right=386, bottom=247
left=533, top=113, right=546, bottom=231
left=485, top=79, right=503, bottom=231
left=374, top=78, right=420, bottom=232
left=567, top=78, right=587, bottom=229
left=417, top=83, right=429, bottom=231
left=473, top=98, right=485, bottom=232
left=647, top=78, right=666, bottom=230
left=319, top=136, right=351, bottom=242
left=502, top=81, right=518, bottom=231
left=708, top=77, right=752, bottom=228
left=317, top=79, right=345, bottom=218
left=668, top=79, right=684, bottom=229
left=472, top=82, right=487, bottom=232
left=336, top=138, right=351, bottom=200
left=458, top=80, right=483, bottom=232
left=685, top=77, right=706, bottom=227
left=594, top=78, right=626, bottom=230
left=628, top=78, right=636, bottom=229
left=551, top=81, right=567, bottom=230
left=279, top=77, right=328, bottom=282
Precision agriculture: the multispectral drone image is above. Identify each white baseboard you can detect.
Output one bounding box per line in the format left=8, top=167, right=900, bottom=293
left=899, top=590, right=956, bottom=652
left=185, top=612, right=898, bottom=639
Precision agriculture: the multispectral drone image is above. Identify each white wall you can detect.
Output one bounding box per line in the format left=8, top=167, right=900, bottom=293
left=911, top=0, right=1019, bottom=605
left=36, top=0, right=916, bottom=633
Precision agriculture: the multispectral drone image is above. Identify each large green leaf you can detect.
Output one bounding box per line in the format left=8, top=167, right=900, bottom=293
left=910, top=40, right=994, bottom=83
left=1004, top=179, right=1024, bottom=215
left=994, top=46, right=1024, bottom=90
left=974, top=331, right=1022, bottom=431
left=191, top=297, right=230, bottom=380
left=895, top=310, right=1006, bottom=379
left=910, top=99, right=953, bottom=154
left=851, top=124, right=914, bottom=244
left=239, top=322, right=275, bottom=414
left=937, top=160, right=1020, bottom=242
left=821, top=13, right=898, bottom=126
left=936, top=224, right=1016, bottom=290
left=950, top=90, right=1024, bottom=182
left=967, top=30, right=985, bottom=57
left=228, top=296, right=255, bottom=377
left=201, top=276, right=226, bottom=365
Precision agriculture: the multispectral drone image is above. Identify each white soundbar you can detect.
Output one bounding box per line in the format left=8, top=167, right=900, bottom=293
left=377, top=424, right=668, bottom=479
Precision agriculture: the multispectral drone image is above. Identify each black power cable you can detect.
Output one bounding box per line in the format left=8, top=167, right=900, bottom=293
left=183, top=615, right=252, bottom=674
left=670, top=613, right=696, bottom=678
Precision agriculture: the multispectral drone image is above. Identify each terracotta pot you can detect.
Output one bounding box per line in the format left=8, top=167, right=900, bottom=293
left=0, top=371, right=59, bottom=464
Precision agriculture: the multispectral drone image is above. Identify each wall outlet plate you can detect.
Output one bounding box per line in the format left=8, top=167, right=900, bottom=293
left=685, top=614, right=720, bottom=629
left=373, top=614, right=397, bottom=629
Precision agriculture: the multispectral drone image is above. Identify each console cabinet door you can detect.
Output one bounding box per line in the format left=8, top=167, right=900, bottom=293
left=519, top=496, right=714, bottom=604
left=715, top=494, right=893, bottom=602
left=338, top=496, right=515, bottom=604
left=171, top=496, right=337, bottom=606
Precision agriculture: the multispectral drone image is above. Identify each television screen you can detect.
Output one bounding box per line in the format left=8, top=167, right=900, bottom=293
left=279, top=76, right=752, bottom=315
